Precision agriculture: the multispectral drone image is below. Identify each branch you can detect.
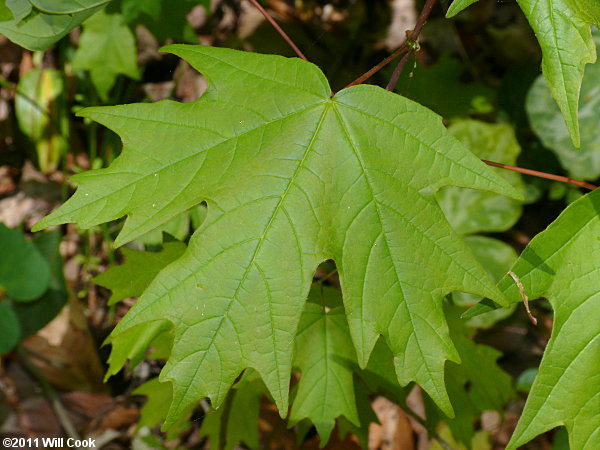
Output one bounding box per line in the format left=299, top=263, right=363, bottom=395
left=482, top=160, right=597, bottom=191
left=386, top=51, right=412, bottom=91
left=345, top=0, right=438, bottom=90
left=344, top=46, right=410, bottom=89
left=387, top=0, right=437, bottom=91
left=248, top=0, right=308, bottom=61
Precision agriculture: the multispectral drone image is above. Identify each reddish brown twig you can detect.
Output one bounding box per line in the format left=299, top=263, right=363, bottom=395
left=344, top=46, right=410, bottom=90
left=483, top=160, right=597, bottom=191
left=345, top=0, right=438, bottom=90
left=386, top=51, right=412, bottom=91
left=248, top=0, right=308, bottom=61
left=387, top=0, right=437, bottom=91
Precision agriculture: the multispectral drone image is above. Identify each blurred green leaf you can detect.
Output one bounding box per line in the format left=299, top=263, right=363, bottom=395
left=4, top=0, right=32, bottom=21
left=394, top=55, right=494, bottom=119
left=516, top=368, right=538, bottom=393
left=437, top=120, right=524, bottom=235
left=133, top=378, right=190, bottom=441
left=426, top=306, right=515, bottom=446
left=453, top=236, right=518, bottom=328
left=134, top=204, right=206, bottom=247
left=0, top=223, right=50, bottom=301
left=0, top=0, right=13, bottom=21
left=446, top=0, right=479, bottom=17
left=527, top=32, right=600, bottom=180
left=0, top=3, right=100, bottom=50
left=116, top=0, right=198, bottom=43
left=0, top=303, right=20, bottom=354
left=199, top=370, right=266, bottom=450
left=72, top=9, right=139, bottom=100
left=93, top=241, right=186, bottom=305
left=30, top=0, right=111, bottom=14
left=15, top=68, right=68, bottom=173
left=448, top=0, right=600, bottom=147
left=11, top=230, right=68, bottom=337
left=552, top=427, right=570, bottom=450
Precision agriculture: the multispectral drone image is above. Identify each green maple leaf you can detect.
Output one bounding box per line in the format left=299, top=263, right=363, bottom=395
left=289, top=286, right=360, bottom=443
left=198, top=370, right=266, bottom=450
left=133, top=378, right=190, bottom=441
left=447, top=0, right=600, bottom=147
left=92, top=241, right=186, bottom=305
left=425, top=306, right=515, bottom=446
left=494, top=188, right=600, bottom=449
left=34, top=45, right=521, bottom=426
left=72, top=9, right=139, bottom=100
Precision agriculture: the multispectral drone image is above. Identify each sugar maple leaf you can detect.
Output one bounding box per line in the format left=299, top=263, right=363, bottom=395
left=497, top=188, right=600, bottom=449
left=34, top=45, right=521, bottom=426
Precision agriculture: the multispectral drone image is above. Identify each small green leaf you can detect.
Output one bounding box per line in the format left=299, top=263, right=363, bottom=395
left=72, top=9, right=139, bottom=100
left=0, top=0, right=13, bottom=21
left=453, top=236, right=518, bottom=328
left=0, top=303, right=21, bottom=354
left=199, top=370, right=266, bottom=450
left=289, top=286, right=360, bottom=444
left=133, top=378, right=189, bottom=441
left=104, top=322, right=173, bottom=379
left=499, top=188, right=600, bottom=449
left=527, top=32, right=600, bottom=180
left=446, top=0, right=480, bottom=18
left=93, top=241, right=186, bottom=305
left=15, top=68, right=68, bottom=173
left=0, top=223, right=50, bottom=301
left=0, top=3, right=100, bottom=51
left=4, top=0, right=32, bottom=22
left=12, top=230, right=68, bottom=337
left=134, top=204, right=206, bottom=246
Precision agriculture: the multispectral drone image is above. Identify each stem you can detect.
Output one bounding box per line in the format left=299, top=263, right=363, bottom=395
left=248, top=0, right=308, bottom=61
left=482, top=160, right=597, bottom=191
left=345, top=0, right=438, bottom=90
left=16, top=347, right=81, bottom=443
left=386, top=51, right=412, bottom=91
left=315, top=268, right=338, bottom=285
left=344, top=46, right=410, bottom=89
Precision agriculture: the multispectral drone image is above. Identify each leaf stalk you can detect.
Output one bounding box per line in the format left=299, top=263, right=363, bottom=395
left=482, top=160, right=597, bottom=191
left=345, top=0, right=438, bottom=90
left=248, top=0, right=308, bottom=61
